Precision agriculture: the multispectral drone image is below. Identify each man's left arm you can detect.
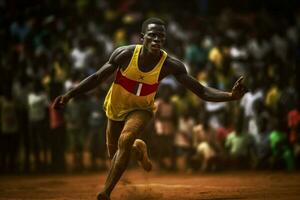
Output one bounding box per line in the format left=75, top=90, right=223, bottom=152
left=170, top=59, right=246, bottom=102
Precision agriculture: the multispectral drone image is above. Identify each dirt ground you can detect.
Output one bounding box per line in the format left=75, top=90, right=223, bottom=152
left=0, top=170, right=300, bottom=200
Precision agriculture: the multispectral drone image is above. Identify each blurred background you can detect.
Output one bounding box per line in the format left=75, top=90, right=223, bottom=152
left=0, top=0, right=299, bottom=175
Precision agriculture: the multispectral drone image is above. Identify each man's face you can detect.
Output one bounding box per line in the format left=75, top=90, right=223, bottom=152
left=142, top=23, right=166, bottom=54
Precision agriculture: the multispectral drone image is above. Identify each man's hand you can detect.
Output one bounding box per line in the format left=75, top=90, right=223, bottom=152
left=231, top=76, right=247, bottom=100
left=52, top=94, right=71, bottom=110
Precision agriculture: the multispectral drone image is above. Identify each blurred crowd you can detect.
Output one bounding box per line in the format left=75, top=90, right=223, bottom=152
left=0, top=0, right=299, bottom=174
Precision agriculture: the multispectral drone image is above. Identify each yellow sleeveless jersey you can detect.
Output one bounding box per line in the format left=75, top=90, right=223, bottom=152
left=103, top=45, right=167, bottom=121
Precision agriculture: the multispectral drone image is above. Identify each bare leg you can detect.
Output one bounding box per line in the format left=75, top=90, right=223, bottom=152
left=97, top=119, right=123, bottom=199
left=98, top=140, right=151, bottom=199
left=106, top=119, right=124, bottom=160
left=97, top=120, right=123, bottom=200
left=98, top=110, right=152, bottom=199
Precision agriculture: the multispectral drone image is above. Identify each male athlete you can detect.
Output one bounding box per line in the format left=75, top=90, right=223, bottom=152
left=53, top=18, right=247, bottom=200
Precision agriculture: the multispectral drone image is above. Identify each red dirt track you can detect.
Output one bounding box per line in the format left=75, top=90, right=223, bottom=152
left=0, top=170, right=300, bottom=200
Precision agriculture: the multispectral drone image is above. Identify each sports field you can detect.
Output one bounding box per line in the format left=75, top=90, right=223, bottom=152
left=0, top=170, right=299, bottom=200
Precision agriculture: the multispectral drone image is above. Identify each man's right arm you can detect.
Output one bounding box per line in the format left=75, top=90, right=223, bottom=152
left=52, top=47, right=125, bottom=109
left=65, top=62, right=117, bottom=99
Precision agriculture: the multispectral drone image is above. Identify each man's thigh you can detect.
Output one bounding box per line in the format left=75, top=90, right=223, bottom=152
left=106, top=110, right=152, bottom=157
left=122, top=110, right=153, bottom=137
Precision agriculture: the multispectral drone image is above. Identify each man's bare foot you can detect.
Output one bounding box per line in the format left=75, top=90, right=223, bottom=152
left=133, top=139, right=152, bottom=172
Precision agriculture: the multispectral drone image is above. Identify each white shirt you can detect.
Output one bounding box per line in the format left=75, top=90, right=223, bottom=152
left=70, top=47, right=92, bottom=70
left=28, top=92, right=48, bottom=122
left=240, top=90, right=263, bottom=118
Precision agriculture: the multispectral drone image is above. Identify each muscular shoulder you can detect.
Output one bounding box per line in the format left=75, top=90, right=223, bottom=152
left=160, top=55, right=187, bottom=80
left=109, top=45, right=136, bottom=66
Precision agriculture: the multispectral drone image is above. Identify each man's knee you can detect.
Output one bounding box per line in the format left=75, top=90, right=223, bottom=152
left=118, top=131, right=136, bottom=152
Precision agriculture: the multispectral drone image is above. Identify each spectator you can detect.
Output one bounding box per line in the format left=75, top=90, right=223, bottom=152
left=226, top=115, right=254, bottom=169
left=287, top=109, right=300, bottom=168
left=269, top=120, right=295, bottom=171
left=0, top=89, right=20, bottom=173
left=87, top=92, right=108, bottom=171
left=193, top=116, right=218, bottom=172
left=70, top=38, right=93, bottom=74
left=27, top=80, right=49, bottom=172
left=240, top=77, right=263, bottom=132
left=254, top=114, right=271, bottom=169
left=175, top=111, right=195, bottom=171
left=65, top=95, right=89, bottom=172
left=154, top=85, right=178, bottom=170
left=48, top=73, right=66, bottom=173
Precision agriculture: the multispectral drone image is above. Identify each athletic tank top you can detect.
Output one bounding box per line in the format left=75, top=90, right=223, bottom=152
left=104, top=45, right=167, bottom=121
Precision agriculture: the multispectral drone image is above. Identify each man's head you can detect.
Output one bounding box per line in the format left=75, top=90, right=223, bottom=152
left=141, top=18, right=166, bottom=54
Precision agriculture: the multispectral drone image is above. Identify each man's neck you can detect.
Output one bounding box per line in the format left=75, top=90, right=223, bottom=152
left=140, top=46, right=161, bottom=58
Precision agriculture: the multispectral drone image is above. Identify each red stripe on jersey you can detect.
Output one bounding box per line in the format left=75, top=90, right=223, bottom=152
left=114, top=70, right=159, bottom=96
left=140, top=82, right=159, bottom=96
left=114, top=70, right=136, bottom=93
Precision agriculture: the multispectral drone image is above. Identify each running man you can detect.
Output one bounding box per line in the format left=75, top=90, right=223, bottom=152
left=52, top=18, right=247, bottom=200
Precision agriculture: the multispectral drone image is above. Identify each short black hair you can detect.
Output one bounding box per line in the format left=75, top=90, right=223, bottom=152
left=141, top=17, right=166, bottom=34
